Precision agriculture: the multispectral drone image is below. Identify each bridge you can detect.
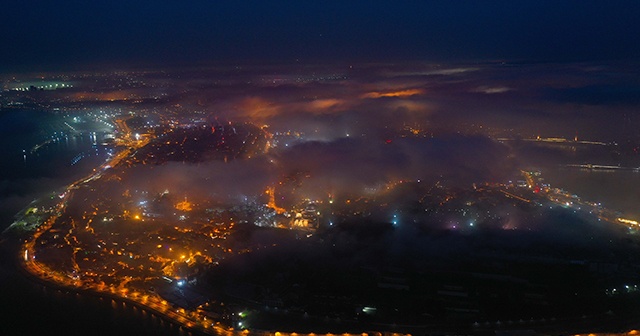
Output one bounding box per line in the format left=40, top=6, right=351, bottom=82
left=563, top=163, right=640, bottom=171
left=495, top=137, right=610, bottom=146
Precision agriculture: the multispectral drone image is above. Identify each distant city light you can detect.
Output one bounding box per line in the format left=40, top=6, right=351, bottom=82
left=618, top=218, right=639, bottom=226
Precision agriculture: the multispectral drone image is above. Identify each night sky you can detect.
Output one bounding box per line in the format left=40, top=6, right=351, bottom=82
left=2, top=1, right=640, bottom=72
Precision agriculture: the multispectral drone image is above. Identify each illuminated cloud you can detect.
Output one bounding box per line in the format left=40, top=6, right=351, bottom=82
left=274, top=135, right=513, bottom=200
left=123, top=158, right=276, bottom=202
left=70, top=90, right=135, bottom=101
left=360, top=88, right=425, bottom=99
left=306, top=98, right=349, bottom=111
left=472, top=86, right=512, bottom=94
left=237, top=97, right=282, bottom=118
left=386, top=100, right=432, bottom=113
left=237, top=97, right=351, bottom=120
left=423, top=68, right=480, bottom=76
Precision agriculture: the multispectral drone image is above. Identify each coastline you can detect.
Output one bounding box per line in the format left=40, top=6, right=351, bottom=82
left=1, top=126, right=418, bottom=336
left=1, top=137, right=219, bottom=335
left=8, top=169, right=640, bottom=336
left=0, top=236, right=196, bottom=336
left=4, top=120, right=640, bottom=336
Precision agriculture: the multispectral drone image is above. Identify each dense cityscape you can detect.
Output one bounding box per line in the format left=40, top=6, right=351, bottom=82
left=0, top=63, right=639, bottom=336
left=2, top=2, right=640, bottom=336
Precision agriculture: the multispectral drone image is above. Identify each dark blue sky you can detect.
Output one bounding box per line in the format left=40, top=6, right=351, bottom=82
left=2, top=1, right=639, bottom=72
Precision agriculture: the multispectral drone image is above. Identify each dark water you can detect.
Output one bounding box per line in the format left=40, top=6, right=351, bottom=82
left=0, top=109, right=111, bottom=230
left=0, top=250, right=202, bottom=335
left=513, top=141, right=640, bottom=220
left=0, top=109, right=192, bottom=335
left=0, top=246, right=192, bottom=336
left=544, top=167, right=640, bottom=219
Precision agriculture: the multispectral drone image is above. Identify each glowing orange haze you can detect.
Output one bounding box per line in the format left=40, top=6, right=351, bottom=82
left=238, top=97, right=350, bottom=119
left=360, top=88, right=425, bottom=99
left=307, top=98, right=345, bottom=110
left=238, top=97, right=281, bottom=118
left=175, top=199, right=193, bottom=212
left=71, top=90, right=134, bottom=101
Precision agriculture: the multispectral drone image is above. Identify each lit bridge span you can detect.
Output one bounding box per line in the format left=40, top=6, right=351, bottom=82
left=563, top=164, right=640, bottom=171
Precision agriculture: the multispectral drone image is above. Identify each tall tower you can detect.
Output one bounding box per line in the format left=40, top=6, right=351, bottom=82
left=265, top=186, right=285, bottom=214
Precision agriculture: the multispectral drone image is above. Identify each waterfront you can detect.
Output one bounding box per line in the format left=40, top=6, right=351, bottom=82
left=544, top=167, right=640, bottom=220
left=0, top=246, right=190, bottom=336
left=3, top=61, right=640, bottom=335
left=0, top=109, right=176, bottom=335
left=0, top=109, right=111, bottom=230
left=2, top=108, right=640, bottom=336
